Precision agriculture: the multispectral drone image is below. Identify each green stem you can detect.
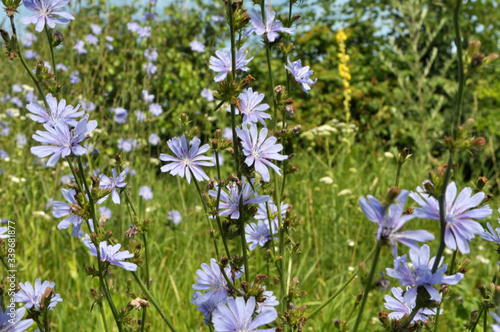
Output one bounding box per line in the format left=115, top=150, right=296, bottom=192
left=352, top=241, right=382, bottom=332
left=433, top=303, right=442, bottom=332
left=448, top=249, right=458, bottom=275
left=452, top=0, right=465, bottom=140
left=67, top=157, right=83, bottom=193
left=220, top=267, right=245, bottom=297
left=470, top=307, right=484, bottom=332
left=484, top=306, right=488, bottom=332
left=432, top=153, right=453, bottom=273
left=433, top=0, right=466, bottom=274
left=259, top=1, right=287, bottom=315
left=306, top=245, right=377, bottom=320
left=402, top=304, right=420, bottom=328
left=0, top=256, right=9, bottom=271
left=43, top=308, right=49, bottom=331
left=141, top=232, right=150, bottom=332
left=395, top=163, right=402, bottom=187
left=33, top=316, right=45, bottom=332
left=123, top=189, right=138, bottom=216
left=76, top=157, right=123, bottom=332
left=131, top=271, right=177, bottom=332
left=100, top=303, right=109, bottom=332
left=239, top=195, right=249, bottom=282
left=9, top=16, right=49, bottom=108
left=191, top=174, right=220, bottom=258
left=227, top=0, right=240, bottom=177
left=215, top=152, right=231, bottom=258
left=44, top=27, right=58, bottom=83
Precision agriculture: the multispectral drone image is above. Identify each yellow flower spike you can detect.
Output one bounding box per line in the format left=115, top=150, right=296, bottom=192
left=336, top=27, right=352, bottom=122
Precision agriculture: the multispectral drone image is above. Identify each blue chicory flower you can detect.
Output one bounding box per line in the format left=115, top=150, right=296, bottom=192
left=384, top=287, right=440, bottom=323
left=236, top=124, right=287, bottom=182
left=90, top=23, right=102, bottom=35
left=208, top=176, right=269, bottom=219
left=144, top=48, right=158, bottom=62
left=15, top=133, right=27, bottom=147
left=53, top=188, right=86, bottom=236
left=160, top=134, right=214, bottom=184
left=192, top=258, right=243, bottom=302
left=284, top=57, right=317, bottom=93
left=0, top=226, right=8, bottom=239
left=0, top=148, right=9, bottom=159
left=142, top=90, right=155, bottom=104
left=21, top=0, right=75, bottom=33
left=359, top=190, right=435, bottom=257
left=85, top=34, right=98, bottom=45
left=99, top=207, right=112, bottom=220
left=209, top=48, right=253, bottom=82
left=192, top=291, right=226, bottom=326
left=190, top=40, right=205, bottom=53
left=235, top=88, right=271, bottom=126
left=15, top=279, right=63, bottom=310
left=117, top=138, right=138, bottom=152
left=56, top=63, right=68, bottom=72
left=386, top=244, right=464, bottom=307
left=149, top=133, right=160, bottom=146
left=22, top=32, right=37, bottom=48
left=255, top=199, right=288, bottom=234
left=137, top=26, right=151, bottom=39
left=135, top=110, right=146, bottom=123
left=246, top=7, right=294, bottom=42
left=24, top=49, right=39, bottom=59
left=24, top=90, right=36, bottom=103
left=0, top=307, right=33, bottom=331
left=200, top=88, right=214, bottom=102
left=127, top=22, right=141, bottom=33
left=73, top=40, right=87, bottom=54
left=139, top=186, right=153, bottom=201
left=26, top=93, right=84, bottom=127
left=410, top=181, right=491, bottom=254
left=168, top=210, right=182, bottom=225
left=491, top=312, right=500, bottom=332
left=212, top=296, right=278, bottom=332
left=82, top=235, right=137, bottom=271
left=245, top=220, right=272, bottom=251
left=143, top=62, right=158, bottom=76
left=149, top=103, right=163, bottom=116
left=31, top=114, right=97, bottom=166
left=110, top=107, right=128, bottom=124
left=100, top=168, right=127, bottom=204
left=69, top=71, right=81, bottom=84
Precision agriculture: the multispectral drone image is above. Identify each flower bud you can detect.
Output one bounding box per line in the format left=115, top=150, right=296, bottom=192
left=274, top=85, right=285, bottom=96
left=477, top=177, right=488, bottom=190
left=0, top=29, right=9, bottom=43
left=53, top=30, right=64, bottom=47
left=397, top=147, right=411, bottom=165
left=483, top=193, right=493, bottom=204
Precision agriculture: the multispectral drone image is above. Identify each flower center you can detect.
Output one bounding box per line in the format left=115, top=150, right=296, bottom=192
left=251, top=147, right=262, bottom=159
